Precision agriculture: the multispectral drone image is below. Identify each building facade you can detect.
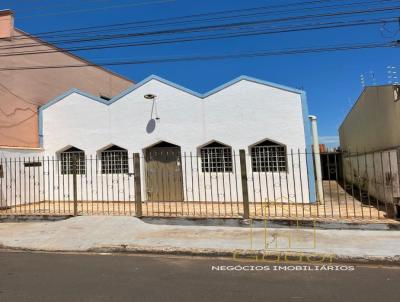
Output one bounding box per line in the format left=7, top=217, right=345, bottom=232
left=0, top=10, right=133, bottom=148
left=40, top=76, right=316, bottom=202
left=30, top=75, right=315, bottom=204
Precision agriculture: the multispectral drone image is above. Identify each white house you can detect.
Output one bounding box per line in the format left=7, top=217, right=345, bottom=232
left=1, top=75, right=316, bottom=207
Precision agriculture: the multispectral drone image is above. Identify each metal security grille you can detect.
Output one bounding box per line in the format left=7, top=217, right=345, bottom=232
left=60, top=151, right=86, bottom=175
left=101, top=150, right=129, bottom=174
left=251, top=145, right=286, bottom=172
left=200, top=147, right=233, bottom=172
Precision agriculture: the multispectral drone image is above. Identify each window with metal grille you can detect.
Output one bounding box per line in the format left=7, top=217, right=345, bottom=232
left=200, top=141, right=233, bottom=172
left=100, top=145, right=129, bottom=174
left=60, top=147, right=86, bottom=175
left=251, top=140, right=287, bottom=172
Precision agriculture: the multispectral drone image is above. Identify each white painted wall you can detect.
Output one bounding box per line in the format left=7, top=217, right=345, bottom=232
left=0, top=147, right=43, bottom=159
left=42, top=79, right=307, bottom=154
left=1, top=77, right=312, bottom=206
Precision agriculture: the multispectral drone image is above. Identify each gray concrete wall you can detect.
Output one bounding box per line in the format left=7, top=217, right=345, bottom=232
left=339, top=85, right=400, bottom=205
left=339, top=85, right=400, bottom=153
left=342, top=149, right=400, bottom=204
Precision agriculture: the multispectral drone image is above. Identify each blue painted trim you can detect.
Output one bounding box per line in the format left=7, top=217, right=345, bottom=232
left=38, top=88, right=110, bottom=148
left=300, top=92, right=316, bottom=203
left=39, top=75, right=305, bottom=111
left=39, top=88, right=109, bottom=111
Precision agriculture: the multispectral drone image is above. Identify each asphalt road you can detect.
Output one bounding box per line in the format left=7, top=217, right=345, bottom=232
left=0, top=252, right=399, bottom=302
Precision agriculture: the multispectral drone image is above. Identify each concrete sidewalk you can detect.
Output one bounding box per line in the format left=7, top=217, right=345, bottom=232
left=0, top=216, right=399, bottom=264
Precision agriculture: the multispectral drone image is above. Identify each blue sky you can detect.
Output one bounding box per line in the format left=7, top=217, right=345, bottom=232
left=3, top=0, right=400, bottom=146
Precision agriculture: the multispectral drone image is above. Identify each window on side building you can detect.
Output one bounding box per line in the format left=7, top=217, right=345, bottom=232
left=250, top=139, right=287, bottom=172
left=200, top=141, right=233, bottom=173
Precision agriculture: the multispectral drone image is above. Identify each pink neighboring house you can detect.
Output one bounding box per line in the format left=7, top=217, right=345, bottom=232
left=0, top=10, right=134, bottom=148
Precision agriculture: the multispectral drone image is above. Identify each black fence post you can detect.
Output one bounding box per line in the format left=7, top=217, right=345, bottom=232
left=239, top=149, right=250, bottom=219
left=72, top=155, right=78, bottom=216
left=133, top=153, right=143, bottom=217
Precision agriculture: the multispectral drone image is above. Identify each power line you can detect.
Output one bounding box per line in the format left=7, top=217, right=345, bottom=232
left=4, top=5, right=400, bottom=51
left=0, top=40, right=397, bottom=71
left=17, top=0, right=177, bottom=19
left=0, top=1, right=395, bottom=74
left=11, top=0, right=341, bottom=37
left=7, top=0, right=137, bottom=12
left=0, top=82, right=41, bottom=106
left=0, top=17, right=396, bottom=57
left=11, top=0, right=397, bottom=40
left=25, top=0, right=400, bottom=41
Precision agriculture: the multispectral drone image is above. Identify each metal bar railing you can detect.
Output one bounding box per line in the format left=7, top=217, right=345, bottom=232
left=0, top=148, right=398, bottom=221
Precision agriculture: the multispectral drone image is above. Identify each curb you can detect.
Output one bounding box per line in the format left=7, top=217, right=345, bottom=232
left=0, top=215, right=73, bottom=222
left=1, top=244, right=399, bottom=266
left=1, top=215, right=399, bottom=231
left=89, top=245, right=400, bottom=265
left=143, top=217, right=400, bottom=231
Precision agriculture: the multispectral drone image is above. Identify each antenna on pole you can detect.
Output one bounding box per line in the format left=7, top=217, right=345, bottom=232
left=369, top=70, right=377, bottom=86
left=387, top=66, right=398, bottom=84
left=394, top=66, right=398, bottom=85
left=360, top=74, right=366, bottom=88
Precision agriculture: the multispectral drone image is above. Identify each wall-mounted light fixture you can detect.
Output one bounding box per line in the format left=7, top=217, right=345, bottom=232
left=144, top=94, right=160, bottom=120
left=144, top=94, right=157, bottom=100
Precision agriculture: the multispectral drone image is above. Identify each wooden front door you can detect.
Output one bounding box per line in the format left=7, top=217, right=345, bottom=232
left=145, top=147, right=184, bottom=202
